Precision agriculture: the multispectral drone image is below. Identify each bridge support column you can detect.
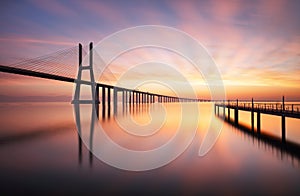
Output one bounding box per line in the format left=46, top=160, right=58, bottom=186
left=282, top=115, right=286, bottom=142
left=95, top=84, right=100, bottom=104
left=223, top=103, right=225, bottom=118
left=228, top=107, right=230, bottom=121
left=214, top=104, right=216, bottom=114
left=102, top=87, right=106, bottom=118
left=234, top=108, right=238, bottom=125
left=140, top=93, right=142, bottom=103
left=141, top=93, right=143, bottom=103
left=257, top=111, right=261, bottom=134
left=251, top=98, right=254, bottom=132
left=136, top=92, right=139, bottom=104
left=113, top=88, right=118, bottom=115
left=122, top=90, right=125, bottom=109
left=282, top=96, right=286, bottom=142
left=235, top=99, right=239, bottom=125
left=108, top=87, right=111, bottom=117
left=140, top=93, right=142, bottom=104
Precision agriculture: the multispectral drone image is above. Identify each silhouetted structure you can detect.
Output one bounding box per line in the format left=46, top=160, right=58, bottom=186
left=0, top=42, right=206, bottom=118
left=216, top=114, right=300, bottom=167
left=215, top=98, right=300, bottom=143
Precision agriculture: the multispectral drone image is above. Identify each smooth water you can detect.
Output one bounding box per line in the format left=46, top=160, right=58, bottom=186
left=0, top=102, right=299, bottom=195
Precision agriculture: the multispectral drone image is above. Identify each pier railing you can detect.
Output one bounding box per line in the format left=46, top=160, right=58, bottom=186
left=219, top=102, right=300, bottom=115
left=214, top=97, right=300, bottom=143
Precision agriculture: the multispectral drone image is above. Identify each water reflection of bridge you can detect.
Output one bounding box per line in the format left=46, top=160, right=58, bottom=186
left=215, top=99, right=300, bottom=143
left=216, top=111, right=300, bottom=168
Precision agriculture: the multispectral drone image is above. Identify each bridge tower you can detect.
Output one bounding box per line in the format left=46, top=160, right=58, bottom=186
left=72, top=42, right=99, bottom=104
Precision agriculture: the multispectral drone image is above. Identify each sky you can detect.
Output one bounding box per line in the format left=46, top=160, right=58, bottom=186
left=0, top=0, right=300, bottom=101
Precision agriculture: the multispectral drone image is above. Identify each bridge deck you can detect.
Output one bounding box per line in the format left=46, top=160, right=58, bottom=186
left=0, top=65, right=199, bottom=101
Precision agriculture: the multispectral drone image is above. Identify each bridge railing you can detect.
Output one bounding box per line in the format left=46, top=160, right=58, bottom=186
left=216, top=101, right=300, bottom=114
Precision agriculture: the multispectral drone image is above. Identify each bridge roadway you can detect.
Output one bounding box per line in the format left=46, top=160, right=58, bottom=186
left=0, top=64, right=201, bottom=103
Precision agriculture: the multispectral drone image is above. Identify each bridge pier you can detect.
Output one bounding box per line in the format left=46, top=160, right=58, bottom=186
left=282, top=115, right=286, bottom=142
left=223, top=101, right=225, bottom=119
left=214, top=104, right=216, bottom=114
left=234, top=109, right=238, bottom=124
left=102, top=87, right=106, bottom=118
left=257, top=110, right=261, bottom=133
left=251, top=98, right=254, bottom=132
left=282, top=96, right=286, bottom=142
left=122, top=90, right=125, bottom=109
left=235, top=99, right=239, bottom=125
left=227, top=107, right=230, bottom=121
left=139, top=93, right=141, bottom=104
left=108, top=87, right=111, bottom=117
left=226, top=100, right=230, bottom=120
left=113, top=88, right=118, bottom=115
left=95, top=84, right=100, bottom=105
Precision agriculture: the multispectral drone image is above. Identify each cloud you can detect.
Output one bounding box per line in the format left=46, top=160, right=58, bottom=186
left=0, top=0, right=299, bottom=99
left=0, top=37, right=75, bottom=46
left=29, top=0, right=76, bottom=17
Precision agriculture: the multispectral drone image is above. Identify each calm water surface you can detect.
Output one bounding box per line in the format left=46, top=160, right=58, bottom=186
left=0, top=102, right=299, bottom=195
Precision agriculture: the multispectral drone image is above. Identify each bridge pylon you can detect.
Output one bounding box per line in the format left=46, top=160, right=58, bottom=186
left=72, top=42, right=99, bottom=104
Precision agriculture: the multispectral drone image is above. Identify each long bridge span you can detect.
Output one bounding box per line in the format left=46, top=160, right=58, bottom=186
left=0, top=42, right=203, bottom=111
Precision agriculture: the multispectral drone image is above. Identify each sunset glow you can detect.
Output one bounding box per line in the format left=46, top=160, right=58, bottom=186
left=0, top=0, right=299, bottom=101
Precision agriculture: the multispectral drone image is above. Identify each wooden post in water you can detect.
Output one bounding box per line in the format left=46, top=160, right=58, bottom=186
left=214, top=104, right=216, bottom=114
left=227, top=100, right=230, bottom=121
left=257, top=110, right=261, bottom=133
left=122, top=90, right=125, bottom=108
left=223, top=100, right=225, bottom=118
left=282, top=96, right=286, bottom=142
left=235, top=99, right=239, bottom=125
left=251, top=98, right=254, bottom=132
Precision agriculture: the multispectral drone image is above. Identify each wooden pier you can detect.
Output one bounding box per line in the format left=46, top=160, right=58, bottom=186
left=214, top=97, right=300, bottom=142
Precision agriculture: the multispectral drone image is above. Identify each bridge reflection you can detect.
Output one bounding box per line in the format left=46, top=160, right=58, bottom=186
left=76, top=102, right=154, bottom=167
left=216, top=114, right=300, bottom=168
left=77, top=102, right=300, bottom=169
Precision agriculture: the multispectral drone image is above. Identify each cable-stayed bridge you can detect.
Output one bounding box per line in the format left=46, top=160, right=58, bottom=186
left=0, top=42, right=203, bottom=113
